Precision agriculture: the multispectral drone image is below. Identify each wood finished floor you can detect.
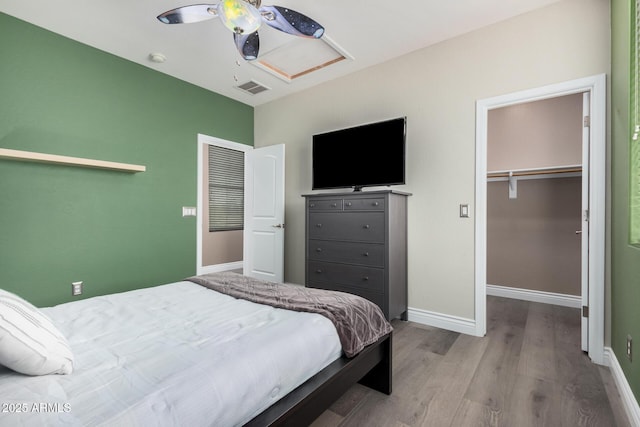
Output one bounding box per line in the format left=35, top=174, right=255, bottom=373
left=311, top=296, right=631, bottom=427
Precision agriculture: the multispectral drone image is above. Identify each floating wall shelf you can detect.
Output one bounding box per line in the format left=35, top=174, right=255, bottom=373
left=0, top=148, right=145, bottom=173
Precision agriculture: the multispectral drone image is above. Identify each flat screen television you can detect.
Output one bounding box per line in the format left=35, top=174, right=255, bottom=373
left=312, top=117, right=406, bottom=191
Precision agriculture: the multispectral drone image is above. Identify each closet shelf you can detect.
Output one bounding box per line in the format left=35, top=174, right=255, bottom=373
left=0, top=148, right=146, bottom=173
left=487, top=164, right=581, bottom=178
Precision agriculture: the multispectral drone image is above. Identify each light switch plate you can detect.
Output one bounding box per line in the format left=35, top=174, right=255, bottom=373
left=72, top=281, right=83, bottom=296
left=182, top=207, right=197, bottom=217
left=460, top=204, right=470, bottom=218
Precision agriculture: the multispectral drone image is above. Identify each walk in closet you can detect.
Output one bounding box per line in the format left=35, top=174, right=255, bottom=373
left=486, top=93, right=584, bottom=300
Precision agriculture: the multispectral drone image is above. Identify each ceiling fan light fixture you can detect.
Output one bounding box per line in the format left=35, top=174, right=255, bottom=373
left=217, top=0, right=262, bottom=34
left=156, top=1, right=323, bottom=61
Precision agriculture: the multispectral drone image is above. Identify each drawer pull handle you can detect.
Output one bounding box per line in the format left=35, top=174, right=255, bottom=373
left=309, top=203, right=315, bottom=207
left=372, top=202, right=379, bottom=206
left=346, top=202, right=352, bottom=207
left=316, top=223, right=322, bottom=228
left=363, top=276, right=369, bottom=281
left=363, top=252, right=369, bottom=257
left=363, top=224, right=370, bottom=229
left=316, top=269, right=322, bottom=274
left=316, top=248, right=323, bottom=252
left=331, top=203, right=337, bottom=207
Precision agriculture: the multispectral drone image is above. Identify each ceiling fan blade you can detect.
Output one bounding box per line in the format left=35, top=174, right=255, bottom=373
left=259, top=5, right=324, bottom=38
left=234, top=31, right=260, bottom=60
left=157, top=4, right=219, bottom=24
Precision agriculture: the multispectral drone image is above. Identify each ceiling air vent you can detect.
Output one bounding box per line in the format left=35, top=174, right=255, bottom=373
left=235, top=80, right=270, bottom=95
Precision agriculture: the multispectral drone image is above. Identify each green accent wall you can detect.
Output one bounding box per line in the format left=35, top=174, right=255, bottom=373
left=612, top=0, right=640, bottom=402
left=631, top=0, right=640, bottom=246
left=0, top=13, right=253, bottom=307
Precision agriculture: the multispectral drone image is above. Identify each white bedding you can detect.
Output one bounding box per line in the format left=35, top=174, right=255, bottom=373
left=0, top=281, right=342, bottom=426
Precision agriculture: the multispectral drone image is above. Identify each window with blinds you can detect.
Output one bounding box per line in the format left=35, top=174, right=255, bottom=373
left=208, top=145, right=244, bottom=232
left=631, top=0, right=640, bottom=245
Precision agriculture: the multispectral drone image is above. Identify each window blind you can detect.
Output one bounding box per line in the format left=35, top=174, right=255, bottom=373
left=631, top=0, right=640, bottom=245
left=208, top=145, right=244, bottom=232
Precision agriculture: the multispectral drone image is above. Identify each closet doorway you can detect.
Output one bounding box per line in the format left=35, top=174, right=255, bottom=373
left=486, top=93, right=586, bottom=348
left=475, top=75, right=606, bottom=365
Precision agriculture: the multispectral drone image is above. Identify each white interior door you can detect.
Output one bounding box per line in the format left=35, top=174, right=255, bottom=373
left=580, top=92, right=590, bottom=352
left=243, top=144, right=285, bottom=282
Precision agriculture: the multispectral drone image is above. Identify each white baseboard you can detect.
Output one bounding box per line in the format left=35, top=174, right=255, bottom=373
left=604, top=347, right=640, bottom=426
left=487, top=284, right=581, bottom=308
left=197, top=261, right=243, bottom=275
left=407, top=307, right=477, bottom=336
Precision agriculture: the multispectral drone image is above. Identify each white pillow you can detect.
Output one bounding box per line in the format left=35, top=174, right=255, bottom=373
left=0, top=289, right=74, bottom=375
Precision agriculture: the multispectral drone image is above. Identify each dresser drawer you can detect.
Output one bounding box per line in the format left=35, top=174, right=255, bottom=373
left=343, top=197, right=385, bottom=211
left=307, top=199, right=343, bottom=211
left=308, top=261, right=384, bottom=292
left=308, top=212, right=385, bottom=243
left=308, top=240, right=385, bottom=267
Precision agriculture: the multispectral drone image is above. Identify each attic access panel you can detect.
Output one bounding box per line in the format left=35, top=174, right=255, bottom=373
left=251, top=35, right=351, bottom=82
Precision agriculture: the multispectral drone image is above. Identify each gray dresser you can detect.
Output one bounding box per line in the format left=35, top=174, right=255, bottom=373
left=303, top=190, right=410, bottom=320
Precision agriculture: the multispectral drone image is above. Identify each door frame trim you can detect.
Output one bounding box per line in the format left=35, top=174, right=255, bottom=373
left=474, top=74, right=606, bottom=364
left=196, top=133, right=252, bottom=275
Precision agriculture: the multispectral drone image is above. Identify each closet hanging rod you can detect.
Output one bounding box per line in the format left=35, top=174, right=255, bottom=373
left=487, top=165, right=582, bottom=178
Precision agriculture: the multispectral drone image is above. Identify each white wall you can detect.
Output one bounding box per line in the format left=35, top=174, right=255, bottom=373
left=254, top=0, right=610, bottom=321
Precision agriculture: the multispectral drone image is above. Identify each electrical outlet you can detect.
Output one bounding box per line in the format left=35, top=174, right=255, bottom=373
left=627, top=335, right=633, bottom=362
left=72, top=281, right=83, bottom=296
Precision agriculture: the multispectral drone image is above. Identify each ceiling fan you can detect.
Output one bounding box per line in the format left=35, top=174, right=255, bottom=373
left=157, top=0, right=325, bottom=61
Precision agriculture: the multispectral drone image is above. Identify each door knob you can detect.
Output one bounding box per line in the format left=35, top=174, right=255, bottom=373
left=272, top=224, right=285, bottom=229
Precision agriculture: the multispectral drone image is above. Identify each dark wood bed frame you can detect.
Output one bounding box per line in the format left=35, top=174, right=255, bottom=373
left=245, top=332, right=392, bottom=427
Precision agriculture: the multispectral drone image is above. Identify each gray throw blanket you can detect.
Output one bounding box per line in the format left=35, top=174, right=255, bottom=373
left=187, top=272, right=392, bottom=358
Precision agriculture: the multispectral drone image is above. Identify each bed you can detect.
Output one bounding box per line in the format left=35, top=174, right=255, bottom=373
left=0, top=272, right=392, bottom=426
